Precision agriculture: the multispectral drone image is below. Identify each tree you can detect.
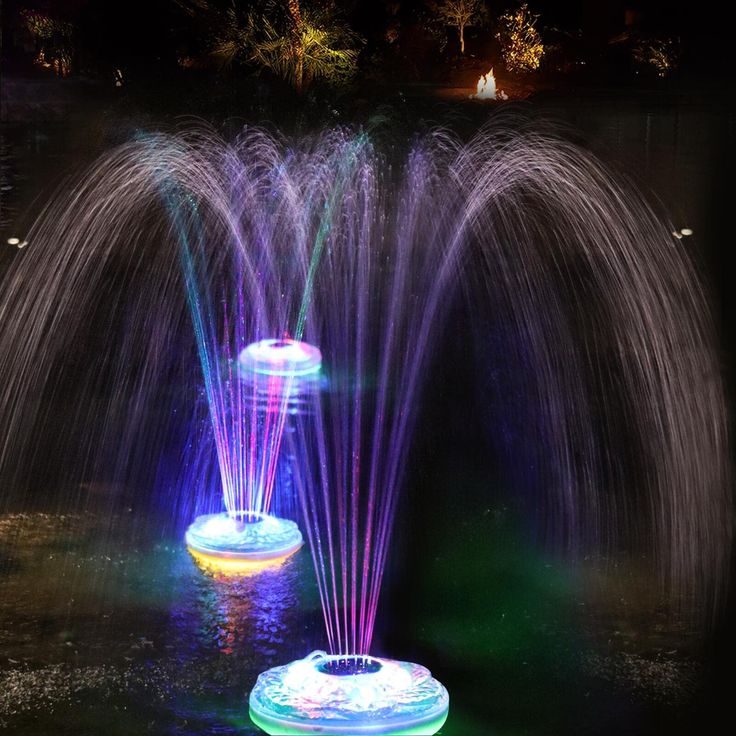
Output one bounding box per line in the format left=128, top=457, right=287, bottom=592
left=21, top=9, right=75, bottom=77
left=430, top=0, right=484, bottom=54
left=632, top=37, right=679, bottom=78
left=177, top=0, right=362, bottom=93
left=286, top=1, right=305, bottom=93
left=249, top=2, right=362, bottom=93
left=496, top=3, right=544, bottom=72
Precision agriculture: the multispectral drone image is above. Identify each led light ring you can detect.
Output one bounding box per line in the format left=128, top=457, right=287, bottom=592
left=249, top=652, right=449, bottom=735
left=249, top=707, right=449, bottom=735
left=187, top=548, right=298, bottom=576
left=239, top=339, right=322, bottom=378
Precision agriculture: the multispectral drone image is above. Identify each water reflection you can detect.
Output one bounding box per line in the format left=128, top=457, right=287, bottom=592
left=0, top=509, right=319, bottom=733
left=175, top=555, right=303, bottom=661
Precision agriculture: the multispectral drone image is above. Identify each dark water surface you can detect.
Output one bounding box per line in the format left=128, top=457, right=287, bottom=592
left=1, top=86, right=733, bottom=735
left=0, top=503, right=706, bottom=735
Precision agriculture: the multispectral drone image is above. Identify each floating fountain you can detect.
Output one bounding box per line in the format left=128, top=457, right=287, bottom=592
left=239, top=338, right=322, bottom=378
left=185, top=509, right=304, bottom=572
left=240, top=135, right=460, bottom=733
left=185, top=338, right=322, bottom=573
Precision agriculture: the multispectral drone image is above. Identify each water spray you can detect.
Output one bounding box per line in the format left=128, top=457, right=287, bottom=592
left=0, top=125, right=729, bottom=736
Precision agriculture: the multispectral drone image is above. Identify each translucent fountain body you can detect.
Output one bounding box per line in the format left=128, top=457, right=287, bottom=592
left=239, top=338, right=323, bottom=378
left=249, top=651, right=449, bottom=735
left=185, top=512, right=303, bottom=574
left=237, top=339, right=323, bottom=432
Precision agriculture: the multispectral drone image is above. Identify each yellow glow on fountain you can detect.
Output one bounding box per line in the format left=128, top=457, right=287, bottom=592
left=187, top=545, right=295, bottom=577
left=185, top=513, right=303, bottom=577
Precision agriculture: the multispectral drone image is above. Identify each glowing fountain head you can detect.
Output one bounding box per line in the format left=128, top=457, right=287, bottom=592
left=186, top=512, right=303, bottom=575
left=239, top=339, right=322, bottom=378
left=249, top=651, right=449, bottom=734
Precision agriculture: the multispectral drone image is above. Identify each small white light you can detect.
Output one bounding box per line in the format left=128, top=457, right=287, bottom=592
left=672, top=231, right=683, bottom=239
left=7, top=237, right=20, bottom=245
left=17, top=241, right=29, bottom=249
left=680, top=228, right=693, bottom=236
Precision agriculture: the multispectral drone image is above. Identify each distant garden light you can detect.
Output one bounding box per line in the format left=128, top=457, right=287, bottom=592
left=249, top=651, right=449, bottom=735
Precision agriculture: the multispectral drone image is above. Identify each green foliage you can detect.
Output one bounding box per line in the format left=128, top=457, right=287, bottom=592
left=21, top=9, right=74, bottom=40
left=249, top=4, right=363, bottom=90
left=176, top=0, right=363, bottom=91
left=209, top=4, right=255, bottom=69
left=20, top=9, right=75, bottom=76
left=633, top=37, right=680, bottom=78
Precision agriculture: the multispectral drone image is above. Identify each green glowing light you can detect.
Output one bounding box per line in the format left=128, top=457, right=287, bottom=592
left=249, top=707, right=448, bottom=735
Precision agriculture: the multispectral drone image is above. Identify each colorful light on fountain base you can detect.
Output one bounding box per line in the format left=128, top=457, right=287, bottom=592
left=185, top=512, right=303, bottom=575
left=249, top=651, right=449, bottom=734
left=239, top=339, right=322, bottom=378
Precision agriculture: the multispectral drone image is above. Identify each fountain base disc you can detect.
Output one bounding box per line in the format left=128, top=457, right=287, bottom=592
left=185, top=512, right=303, bottom=574
left=249, top=651, right=449, bottom=735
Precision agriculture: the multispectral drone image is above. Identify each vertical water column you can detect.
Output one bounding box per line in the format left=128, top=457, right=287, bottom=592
left=238, top=339, right=324, bottom=523
left=185, top=339, right=322, bottom=574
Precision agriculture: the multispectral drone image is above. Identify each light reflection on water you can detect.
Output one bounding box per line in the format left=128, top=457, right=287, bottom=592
left=0, top=510, right=320, bottom=734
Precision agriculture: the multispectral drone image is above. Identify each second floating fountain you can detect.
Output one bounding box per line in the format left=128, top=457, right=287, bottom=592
left=186, top=338, right=322, bottom=574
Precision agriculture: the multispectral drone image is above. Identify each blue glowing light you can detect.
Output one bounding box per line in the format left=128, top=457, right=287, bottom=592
left=249, top=651, right=449, bottom=734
